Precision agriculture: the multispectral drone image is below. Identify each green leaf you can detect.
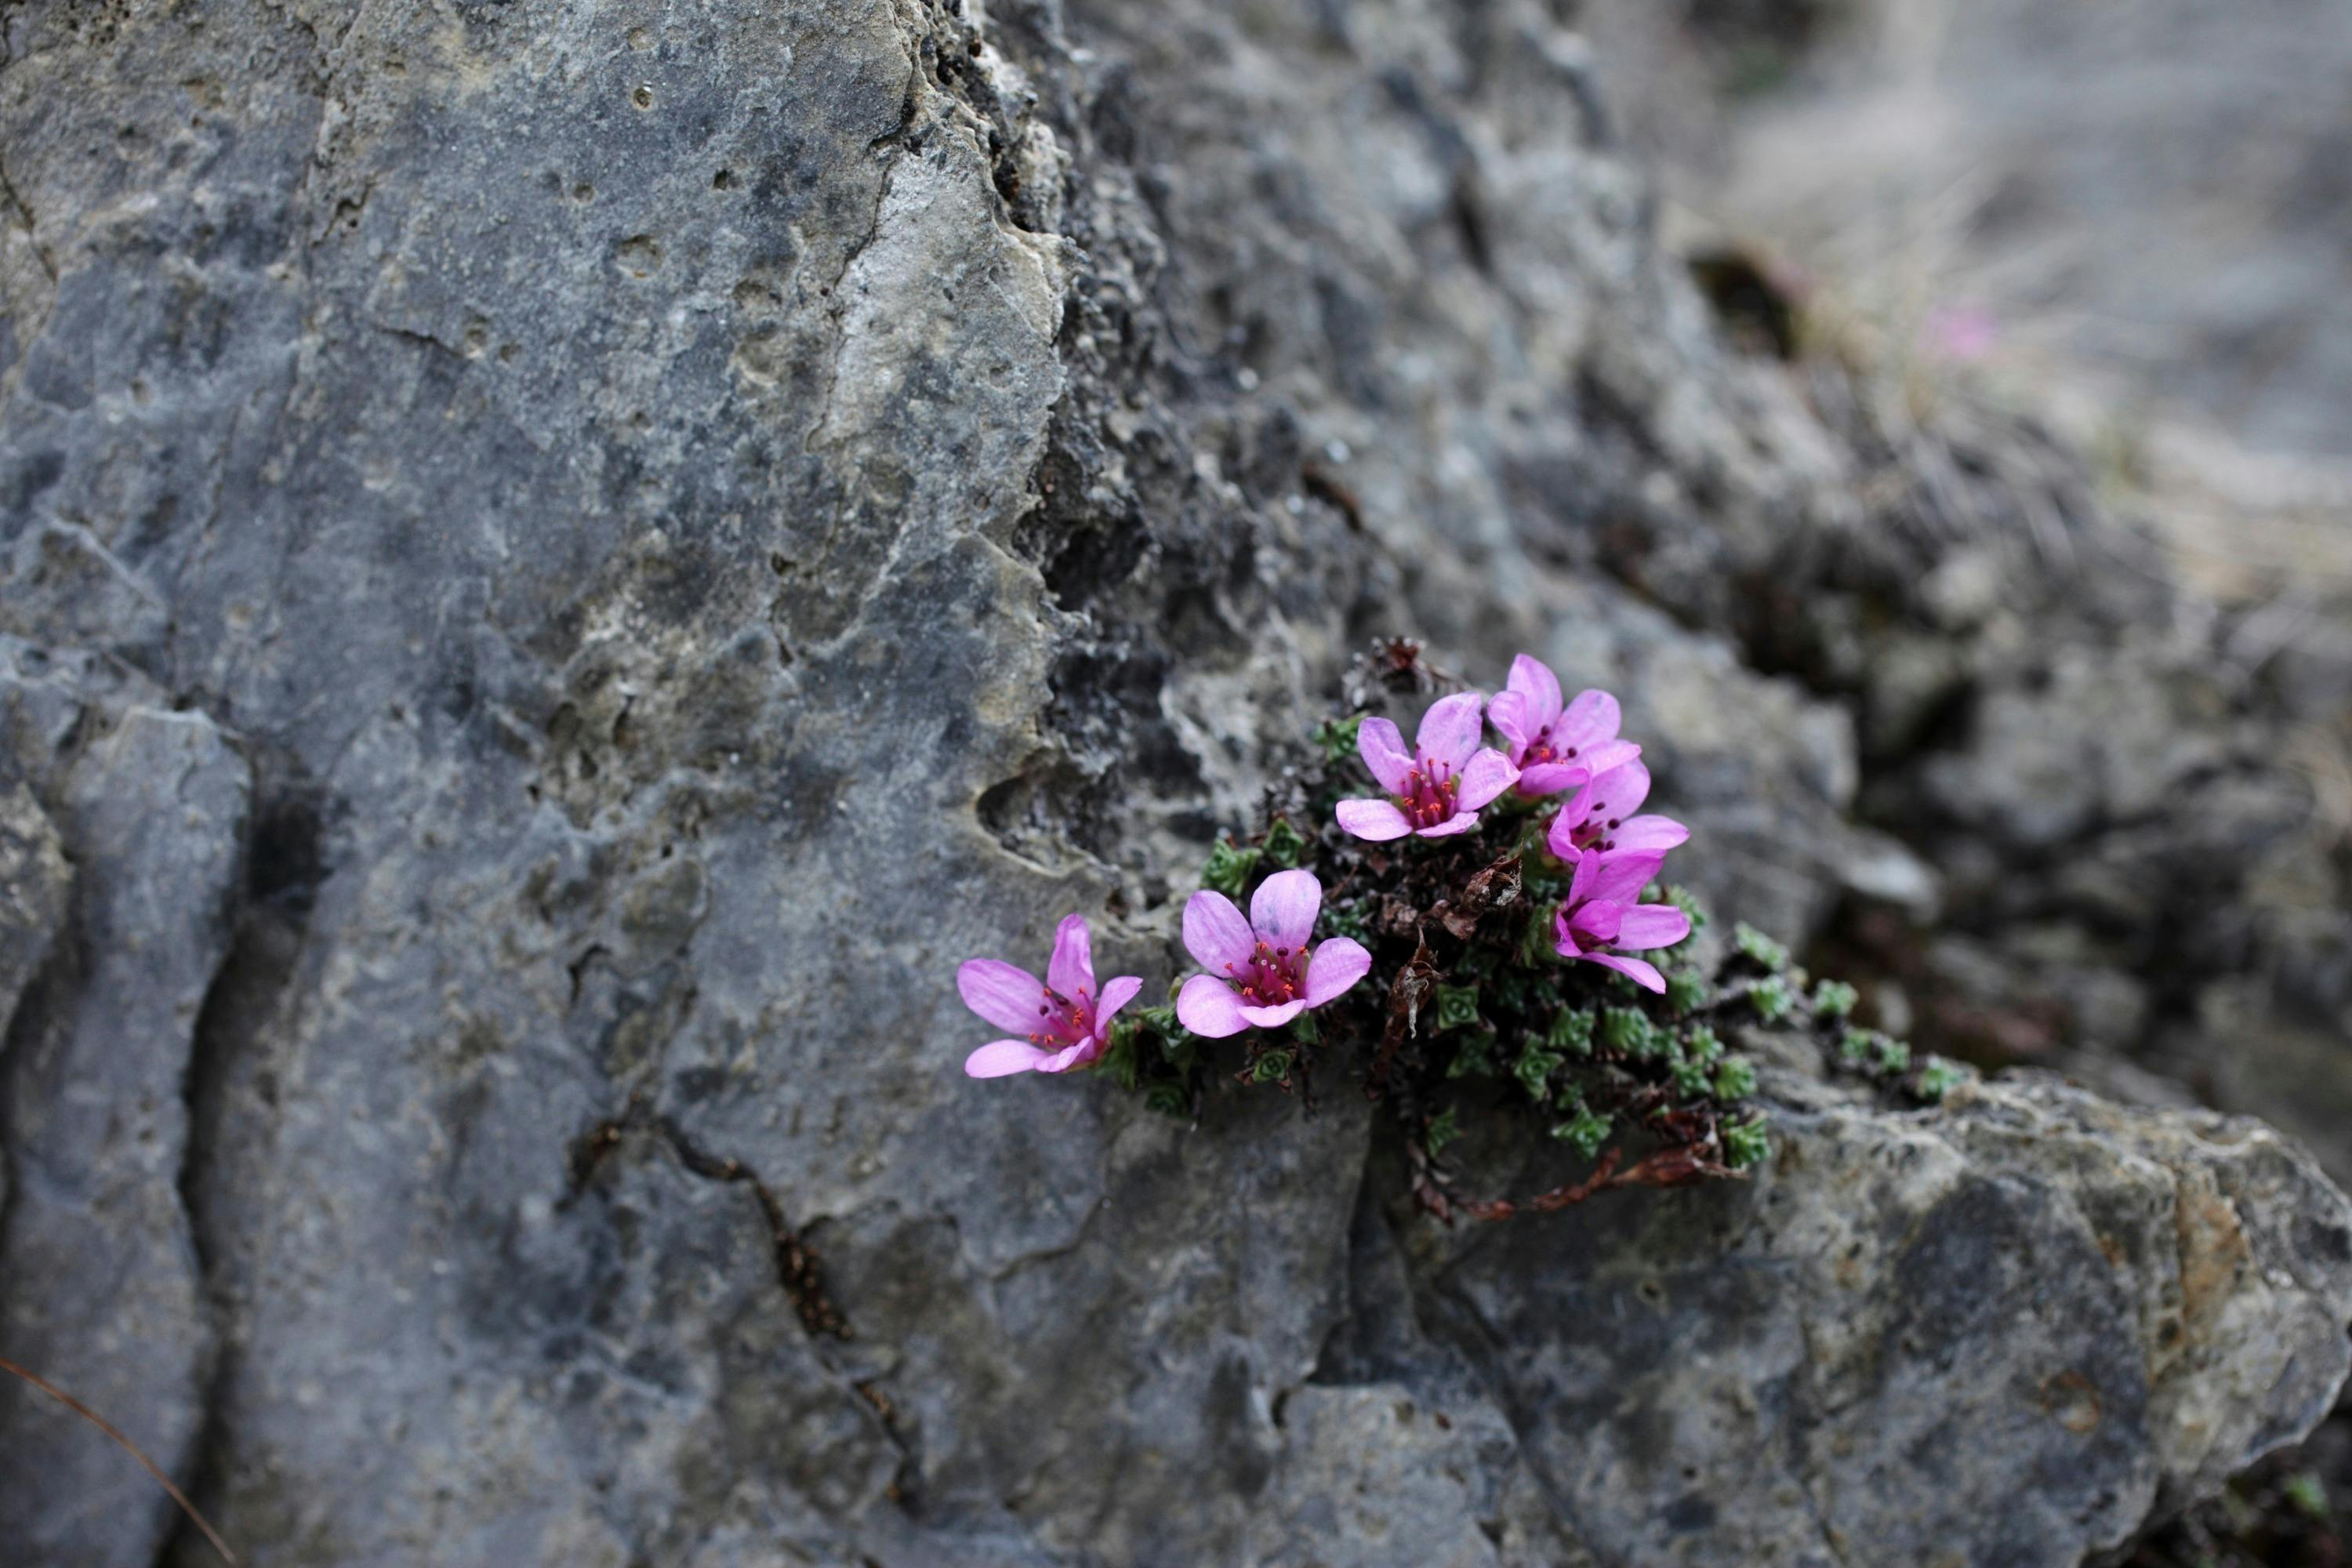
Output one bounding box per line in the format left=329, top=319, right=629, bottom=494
left=1664, top=967, right=1707, bottom=1015
left=1490, top=967, right=1533, bottom=1014
left=1446, top=1032, right=1498, bottom=1079
left=1872, top=1036, right=1912, bottom=1073
left=1514, top=1039, right=1565, bottom=1103
left=1425, top=1105, right=1461, bottom=1156
left=1550, top=1106, right=1614, bottom=1159
left=1251, top=1049, right=1293, bottom=1084
left=1670, top=1055, right=1712, bottom=1098
left=1098, top=1030, right=1142, bottom=1092
left=1813, top=979, right=1859, bottom=1019
left=1662, top=884, right=1708, bottom=932
left=1711, top=1058, right=1757, bottom=1101
left=1261, top=816, right=1307, bottom=869
left=1548, top=1007, right=1596, bottom=1057
left=1144, top=1083, right=1191, bottom=1119
left=1723, top=1116, right=1771, bottom=1170
left=1202, top=838, right=1262, bottom=899
left=1682, top=1025, right=1724, bottom=1066
left=1914, top=1055, right=1969, bottom=1102
left=1601, top=1005, right=1663, bottom=1058
left=1838, top=1027, right=1875, bottom=1065
left=1432, top=983, right=1482, bottom=1033
left=1747, top=975, right=1795, bottom=1024
left=1733, top=922, right=1790, bottom=971
left=1314, top=713, right=1367, bottom=764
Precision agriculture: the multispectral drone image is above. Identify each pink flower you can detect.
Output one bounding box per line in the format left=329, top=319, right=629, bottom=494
left=1175, top=868, right=1372, bottom=1037
left=1552, top=851, right=1690, bottom=994
left=958, top=913, right=1144, bottom=1078
left=1486, top=656, right=1641, bottom=799
left=1543, top=757, right=1689, bottom=863
left=1923, top=304, right=1998, bottom=363
left=1334, top=691, right=1519, bottom=840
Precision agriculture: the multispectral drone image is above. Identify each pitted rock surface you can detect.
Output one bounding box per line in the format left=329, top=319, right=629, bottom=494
left=0, top=2, right=2345, bottom=1565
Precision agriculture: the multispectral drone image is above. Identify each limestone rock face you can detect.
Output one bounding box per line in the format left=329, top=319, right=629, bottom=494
left=1361, top=1056, right=2352, bottom=1567
left=0, top=649, right=250, bottom=1564
left=0, top=1, right=2343, bottom=1566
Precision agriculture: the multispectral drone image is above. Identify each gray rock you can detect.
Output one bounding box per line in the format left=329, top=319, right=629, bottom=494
left=0, top=670, right=250, bottom=1565
left=0, top=777, right=69, bottom=1054
left=1389, top=1062, right=2352, bottom=1567
left=0, top=777, right=71, bottom=1225
left=0, top=0, right=2341, bottom=1565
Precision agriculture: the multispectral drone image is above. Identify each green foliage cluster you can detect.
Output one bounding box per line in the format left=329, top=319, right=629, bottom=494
left=1103, top=646, right=1977, bottom=1219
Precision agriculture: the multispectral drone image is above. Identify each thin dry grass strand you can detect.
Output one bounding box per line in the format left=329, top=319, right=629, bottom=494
left=0, top=1353, right=235, bottom=1565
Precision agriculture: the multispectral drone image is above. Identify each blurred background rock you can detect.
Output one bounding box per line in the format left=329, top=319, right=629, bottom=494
left=1557, top=0, right=2352, bottom=1178
left=1581, top=4, right=2352, bottom=1557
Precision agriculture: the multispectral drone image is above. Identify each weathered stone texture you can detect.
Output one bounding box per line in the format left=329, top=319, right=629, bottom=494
left=0, top=2, right=2343, bottom=1565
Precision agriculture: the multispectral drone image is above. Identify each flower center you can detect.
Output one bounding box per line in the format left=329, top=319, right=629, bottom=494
left=1027, top=985, right=1094, bottom=1046
left=1564, top=798, right=1621, bottom=854
left=1523, top=728, right=1580, bottom=768
left=1225, top=940, right=1306, bottom=1008
left=1399, top=760, right=1462, bottom=828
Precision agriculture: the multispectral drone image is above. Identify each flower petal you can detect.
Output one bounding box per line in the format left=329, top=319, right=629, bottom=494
left=1578, top=951, right=1666, bottom=993
left=1303, top=936, right=1371, bottom=1006
left=1570, top=901, right=1623, bottom=945
left=1587, top=851, right=1666, bottom=906
left=1581, top=759, right=1652, bottom=822
left=1508, top=655, right=1564, bottom=728
left=957, top=959, right=1051, bottom=1033
left=1555, top=688, right=1621, bottom=753
left=1335, top=797, right=1414, bottom=841
left=1037, top=1038, right=1102, bottom=1073
left=1486, top=690, right=1536, bottom=754
left=1575, top=738, right=1642, bottom=776
left=1047, top=913, right=1094, bottom=1000
left=1562, top=846, right=1599, bottom=907
left=1553, top=908, right=1588, bottom=958
left=1414, top=811, right=1481, bottom=838
left=1454, top=749, right=1519, bottom=812
left=1515, top=760, right=1589, bottom=800
left=1176, top=973, right=1250, bottom=1038
left=1545, top=808, right=1587, bottom=862
left=1250, top=868, right=1322, bottom=952
left=1614, top=904, right=1692, bottom=952
left=1356, top=716, right=1417, bottom=795
left=1094, top=975, right=1144, bottom=1032
left=964, top=1039, right=1051, bottom=1078
left=1606, top=815, right=1689, bottom=854
left=1238, top=999, right=1307, bottom=1029
left=1414, top=691, right=1488, bottom=771
left=1182, top=889, right=1256, bottom=973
